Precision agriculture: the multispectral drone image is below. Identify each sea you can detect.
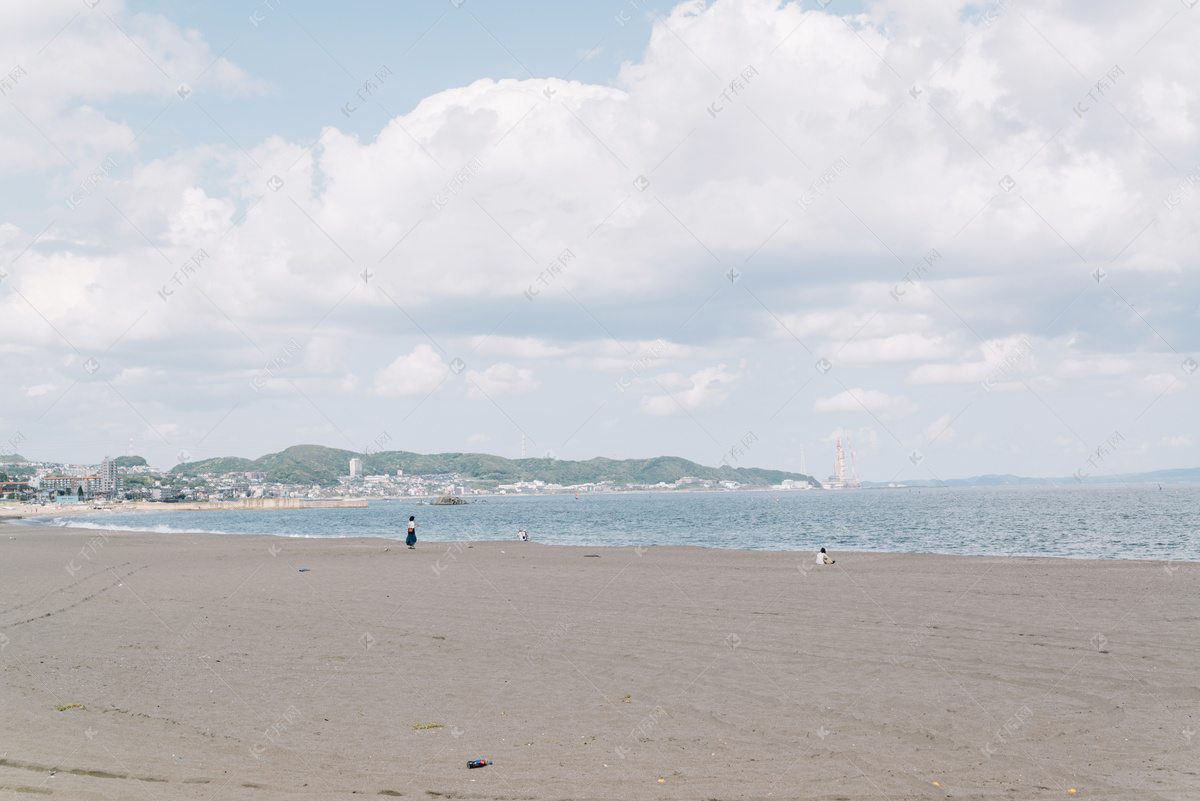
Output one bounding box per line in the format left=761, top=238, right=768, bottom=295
left=9, top=484, right=1199, bottom=562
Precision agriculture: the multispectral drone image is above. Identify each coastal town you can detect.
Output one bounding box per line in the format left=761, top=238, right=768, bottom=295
left=0, top=453, right=816, bottom=506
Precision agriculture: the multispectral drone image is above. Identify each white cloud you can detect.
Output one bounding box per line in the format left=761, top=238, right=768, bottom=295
left=114, top=367, right=167, bottom=385
left=467, top=433, right=490, bottom=445
left=465, top=363, right=539, bottom=399
left=1161, top=434, right=1193, bottom=448
left=813, top=388, right=917, bottom=418
left=303, top=337, right=348, bottom=375
left=332, top=373, right=359, bottom=394
left=0, top=6, right=259, bottom=173
left=466, top=336, right=575, bottom=361
left=0, top=0, right=1197, bottom=475
left=1056, top=357, right=1134, bottom=379
left=1111, top=254, right=1182, bottom=274
left=21, top=383, right=55, bottom=397
left=906, top=361, right=992, bottom=385
left=639, top=364, right=738, bottom=416
left=821, top=426, right=879, bottom=447
left=1139, top=373, right=1185, bottom=395
left=828, top=332, right=954, bottom=365
left=906, top=337, right=1037, bottom=386
left=923, top=413, right=955, bottom=444
left=778, top=311, right=935, bottom=342
left=373, top=345, right=449, bottom=397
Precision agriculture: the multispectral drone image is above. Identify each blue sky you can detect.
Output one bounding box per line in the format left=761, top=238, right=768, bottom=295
left=1, top=0, right=1196, bottom=482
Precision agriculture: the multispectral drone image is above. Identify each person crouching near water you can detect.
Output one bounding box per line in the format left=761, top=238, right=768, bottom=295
left=817, top=547, right=834, bottom=565
left=406, top=516, right=417, bottom=549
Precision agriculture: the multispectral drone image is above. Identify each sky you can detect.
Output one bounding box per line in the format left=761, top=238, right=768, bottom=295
left=0, top=0, right=1196, bottom=483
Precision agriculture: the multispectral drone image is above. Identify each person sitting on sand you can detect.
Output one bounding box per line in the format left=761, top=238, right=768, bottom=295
left=518, top=528, right=528, bottom=541
left=406, top=516, right=417, bottom=549
left=817, top=547, right=834, bottom=565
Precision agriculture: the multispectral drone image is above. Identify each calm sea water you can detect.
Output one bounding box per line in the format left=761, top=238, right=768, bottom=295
left=9, top=485, right=1199, bottom=561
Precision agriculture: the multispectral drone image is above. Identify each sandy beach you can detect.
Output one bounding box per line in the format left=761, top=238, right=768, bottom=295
left=1, top=525, right=1196, bottom=800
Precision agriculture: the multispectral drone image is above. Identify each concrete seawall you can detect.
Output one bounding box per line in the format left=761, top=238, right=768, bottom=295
left=145, top=498, right=370, bottom=511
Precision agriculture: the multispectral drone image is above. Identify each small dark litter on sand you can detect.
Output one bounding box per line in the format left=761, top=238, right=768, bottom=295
left=467, top=760, right=492, bottom=769
left=298, top=569, right=310, bottom=572
left=583, top=554, right=600, bottom=558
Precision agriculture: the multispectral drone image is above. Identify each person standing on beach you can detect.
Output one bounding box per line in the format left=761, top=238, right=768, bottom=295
left=406, top=516, right=417, bottom=549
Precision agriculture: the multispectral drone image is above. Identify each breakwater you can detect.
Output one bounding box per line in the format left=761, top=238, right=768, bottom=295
left=145, top=498, right=369, bottom=511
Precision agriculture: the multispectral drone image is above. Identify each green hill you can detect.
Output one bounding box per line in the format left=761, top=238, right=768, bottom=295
left=114, top=455, right=149, bottom=468
left=170, top=444, right=821, bottom=488
left=0, top=454, right=26, bottom=463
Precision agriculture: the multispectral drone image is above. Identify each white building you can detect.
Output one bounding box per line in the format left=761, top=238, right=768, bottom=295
left=98, top=457, right=123, bottom=496
left=349, top=458, right=363, bottom=478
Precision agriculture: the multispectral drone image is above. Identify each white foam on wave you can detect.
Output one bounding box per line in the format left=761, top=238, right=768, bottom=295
left=15, top=517, right=230, bottom=536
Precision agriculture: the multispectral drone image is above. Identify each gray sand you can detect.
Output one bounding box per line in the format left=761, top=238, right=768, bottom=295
left=1, top=525, right=1196, bottom=799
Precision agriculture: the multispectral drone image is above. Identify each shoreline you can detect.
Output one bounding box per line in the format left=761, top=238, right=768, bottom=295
left=4, top=521, right=1197, bottom=565
left=2, top=524, right=1195, bottom=800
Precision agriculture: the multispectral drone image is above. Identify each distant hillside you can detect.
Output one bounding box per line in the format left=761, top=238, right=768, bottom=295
left=862, top=467, right=1200, bottom=487
left=170, top=444, right=822, bottom=488
left=0, top=454, right=26, bottom=463
left=114, top=455, right=148, bottom=468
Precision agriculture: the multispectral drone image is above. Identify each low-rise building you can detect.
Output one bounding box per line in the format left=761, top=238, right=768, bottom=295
left=42, top=475, right=100, bottom=494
